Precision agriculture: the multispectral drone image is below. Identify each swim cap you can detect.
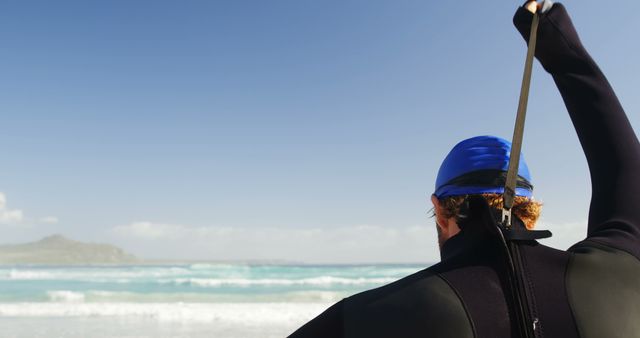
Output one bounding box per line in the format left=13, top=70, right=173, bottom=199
left=434, top=136, right=533, bottom=199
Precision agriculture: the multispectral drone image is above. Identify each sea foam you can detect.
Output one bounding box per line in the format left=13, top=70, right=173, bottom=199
left=46, top=291, right=85, bottom=303
left=167, top=276, right=397, bottom=287
left=0, top=302, right=331, bottom=325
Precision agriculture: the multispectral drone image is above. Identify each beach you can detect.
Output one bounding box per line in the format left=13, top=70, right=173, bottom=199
left=0, top=264, right=424, bottom=337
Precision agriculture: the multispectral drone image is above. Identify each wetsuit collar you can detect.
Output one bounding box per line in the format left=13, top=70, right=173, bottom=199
left=440, top=214, right=537, bottom=262
left=440, top=230, right=470, bottom=261
left=439, top=220, right=499, bottom=261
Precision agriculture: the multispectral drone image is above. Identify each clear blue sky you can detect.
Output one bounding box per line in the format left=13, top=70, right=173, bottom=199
left=1, top=1, right=639, bottom=263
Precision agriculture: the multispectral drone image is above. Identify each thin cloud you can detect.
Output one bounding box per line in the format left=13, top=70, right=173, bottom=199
left=111, top=219, right=591, bottom=264
left=0, top=192, right=24, bottom=224
left=538, top=220, right=588, bottom=250
left=0, top=192, right=60, bottom=227
left=112, top=222, right=188, bottom=240
left=111, top=222, right=439, bottom=264
left=39, top=216, right=60, bottom=224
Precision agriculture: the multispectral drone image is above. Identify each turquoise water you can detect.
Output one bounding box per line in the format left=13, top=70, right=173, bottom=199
left=0, top=264, right=423, bottom=302
left=0, top=264, right=426, bottom=337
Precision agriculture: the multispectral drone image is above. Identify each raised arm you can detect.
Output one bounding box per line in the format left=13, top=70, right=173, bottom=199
left=514, top=3, right=640, bottom=258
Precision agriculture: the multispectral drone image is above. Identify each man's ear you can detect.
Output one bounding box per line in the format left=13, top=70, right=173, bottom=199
left=431, top=195, right=447, bottom=231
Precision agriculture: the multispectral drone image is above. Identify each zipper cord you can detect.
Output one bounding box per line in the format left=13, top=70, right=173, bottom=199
left=503, top=8, right=540, bottom=227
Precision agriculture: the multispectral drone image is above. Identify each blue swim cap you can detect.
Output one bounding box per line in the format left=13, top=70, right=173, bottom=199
left=434, top=136, right=533, bottom=199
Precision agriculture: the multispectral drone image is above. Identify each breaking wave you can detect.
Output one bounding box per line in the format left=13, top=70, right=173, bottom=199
left=166, top=276, right=397, bottom=287
left=0, top=302, right=331, bottom=324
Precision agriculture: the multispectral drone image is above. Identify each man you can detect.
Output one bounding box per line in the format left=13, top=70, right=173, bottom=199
left=290, top=1, right=640, bottom=337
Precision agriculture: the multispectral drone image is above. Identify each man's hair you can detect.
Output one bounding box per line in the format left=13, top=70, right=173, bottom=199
left=437, top=194, right=542, bottom=230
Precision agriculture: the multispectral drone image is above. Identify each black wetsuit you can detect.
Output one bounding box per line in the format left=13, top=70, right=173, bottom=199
left=289, top=4, right=640, bottom=338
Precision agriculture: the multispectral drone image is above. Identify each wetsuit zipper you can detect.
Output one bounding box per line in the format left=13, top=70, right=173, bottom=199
left=497, top=228, right=537, bottom=338
left=509, top=241, right=538, bottom=338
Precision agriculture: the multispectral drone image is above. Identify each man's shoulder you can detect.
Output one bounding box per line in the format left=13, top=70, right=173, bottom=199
left=345, top=265, right=443, bottom=308
left=341, top=264, right=474, bottom=338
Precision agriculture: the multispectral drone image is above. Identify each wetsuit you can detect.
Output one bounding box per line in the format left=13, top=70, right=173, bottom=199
left=289, top=3, right=640, bottom=338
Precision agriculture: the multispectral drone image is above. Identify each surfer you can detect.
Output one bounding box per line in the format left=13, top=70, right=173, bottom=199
left=290, top=1, right=640, bottom=337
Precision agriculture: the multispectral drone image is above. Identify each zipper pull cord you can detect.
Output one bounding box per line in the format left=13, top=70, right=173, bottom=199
left=502, top=5, right=540, bottom=229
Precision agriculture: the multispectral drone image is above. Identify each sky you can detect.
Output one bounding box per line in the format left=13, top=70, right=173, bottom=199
left=0, top=0, right=639, bottom=263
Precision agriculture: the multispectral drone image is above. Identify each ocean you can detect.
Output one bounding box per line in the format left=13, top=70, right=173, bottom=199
left=0, top=263, right=426, bottom=338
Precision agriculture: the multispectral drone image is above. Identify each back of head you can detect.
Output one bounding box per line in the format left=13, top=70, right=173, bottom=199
left=434, top=136, right=540, bottom=229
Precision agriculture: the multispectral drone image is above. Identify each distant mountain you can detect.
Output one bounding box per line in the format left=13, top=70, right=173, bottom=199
left=0, top=235, right=138, bottom=264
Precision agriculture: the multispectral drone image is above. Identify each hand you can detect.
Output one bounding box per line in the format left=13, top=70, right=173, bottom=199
left=514, top=3, right=587, bottom=74
left=525, top=1, right=541, bottom=14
